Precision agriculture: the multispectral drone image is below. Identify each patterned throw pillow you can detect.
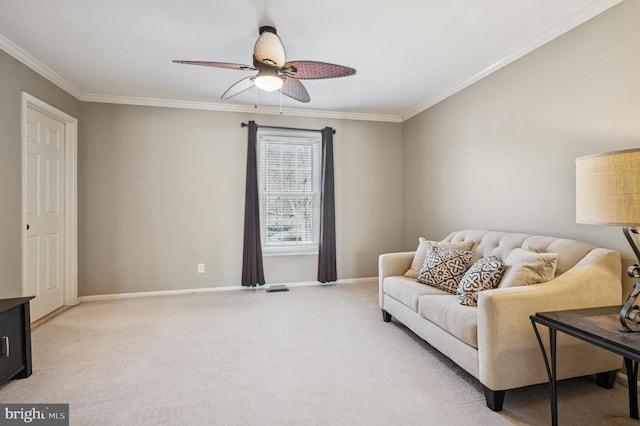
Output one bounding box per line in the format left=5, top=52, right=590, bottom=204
left=404, top=238, right=475, bottom=278
left=417, top=245, right=473, bottom=293
left=457, top=256, right=506, bottom=306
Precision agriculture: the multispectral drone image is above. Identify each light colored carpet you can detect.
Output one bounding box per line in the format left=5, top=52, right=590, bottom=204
left=0, top=281, right=637, bottom=425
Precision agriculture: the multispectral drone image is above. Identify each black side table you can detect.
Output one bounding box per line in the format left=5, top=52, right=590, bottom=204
left=0, top=297, right=34, bottom=385
left=531, top=306, right=639, bottom=426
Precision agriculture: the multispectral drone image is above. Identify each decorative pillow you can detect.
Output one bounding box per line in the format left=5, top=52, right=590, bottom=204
left=416, top=245, right=474, bottom=293
left=499, top=248, right=558, bottom=288
left=457, top=256, right=506, bottom=306
left=405, top=238, right=474, bottom=278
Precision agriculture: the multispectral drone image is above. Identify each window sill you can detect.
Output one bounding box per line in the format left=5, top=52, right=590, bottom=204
left=262, top=246, right=318, bottom=256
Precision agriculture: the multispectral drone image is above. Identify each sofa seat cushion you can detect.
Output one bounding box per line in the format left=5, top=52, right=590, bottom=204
left=383, top=276, right=450, bottom=312
left=418, top=295, right=478, bottom=348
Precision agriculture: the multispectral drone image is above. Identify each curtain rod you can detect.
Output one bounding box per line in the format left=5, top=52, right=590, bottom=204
left=241, top=122, right=336, bottom=135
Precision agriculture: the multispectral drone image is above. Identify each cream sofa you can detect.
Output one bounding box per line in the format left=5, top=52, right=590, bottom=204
left=379, top=230, right=623, bottom=411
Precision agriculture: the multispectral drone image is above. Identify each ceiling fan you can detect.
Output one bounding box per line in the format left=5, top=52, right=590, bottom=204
left=173, top=26, right=356, bottom=103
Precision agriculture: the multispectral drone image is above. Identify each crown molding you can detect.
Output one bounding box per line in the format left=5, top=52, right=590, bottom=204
left=401, top=0, right=624, bottom=122
left=80, top=93, right=403, bottom=122
left=0, top=32, right=83, bottom=99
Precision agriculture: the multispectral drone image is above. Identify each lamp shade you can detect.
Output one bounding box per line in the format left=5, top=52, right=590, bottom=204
left=576, top=148, right=640, bottom=225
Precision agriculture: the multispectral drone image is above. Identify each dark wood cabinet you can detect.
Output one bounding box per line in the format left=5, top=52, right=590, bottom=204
left=0, top=297, right=34, bottom=385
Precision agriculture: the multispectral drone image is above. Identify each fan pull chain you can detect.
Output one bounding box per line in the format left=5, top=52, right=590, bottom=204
left=279, top=90, right=283, bottom=115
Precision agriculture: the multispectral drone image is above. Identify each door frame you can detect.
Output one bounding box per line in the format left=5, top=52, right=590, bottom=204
left=21, top=92, right=78, bottom=310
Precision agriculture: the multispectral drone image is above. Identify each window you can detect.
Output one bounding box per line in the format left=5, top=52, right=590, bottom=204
left=257, top=129, right=322, bottom=255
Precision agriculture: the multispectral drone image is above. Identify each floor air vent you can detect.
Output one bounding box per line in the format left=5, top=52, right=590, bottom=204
left=266, top=284, right=289, bottom=293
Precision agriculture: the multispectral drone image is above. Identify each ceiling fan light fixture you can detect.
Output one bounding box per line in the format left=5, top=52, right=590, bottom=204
left=254, top=68, right=283, bottom=92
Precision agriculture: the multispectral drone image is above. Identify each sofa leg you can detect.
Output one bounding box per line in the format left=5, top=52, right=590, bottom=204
left=596, top=370, right=617, bottom=389
left=382, top=310, right=392, bottom=322
left=483, top=386, right=506, bottom=412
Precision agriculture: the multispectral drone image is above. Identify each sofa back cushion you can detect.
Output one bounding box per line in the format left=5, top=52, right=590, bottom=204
left=441, top=230, right=595, bottom=277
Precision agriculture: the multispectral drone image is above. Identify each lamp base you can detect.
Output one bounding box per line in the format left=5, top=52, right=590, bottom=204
left=620, top=265, right=640, bottom=332
left=619, top=228, right=640, bottom=332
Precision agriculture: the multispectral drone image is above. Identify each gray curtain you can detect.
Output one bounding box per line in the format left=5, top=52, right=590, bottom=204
left=241, top=121, right=265, bottom=287
left=318, top=127, right=337, bottom=282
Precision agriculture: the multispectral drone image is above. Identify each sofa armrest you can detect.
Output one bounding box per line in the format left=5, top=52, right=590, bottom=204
left=477, top=248, right=622, bottom=390
left=378, top=252, right=415, bottom=308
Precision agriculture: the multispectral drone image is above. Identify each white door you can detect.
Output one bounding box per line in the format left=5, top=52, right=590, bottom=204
left=25, top=106, right=66, bottom=321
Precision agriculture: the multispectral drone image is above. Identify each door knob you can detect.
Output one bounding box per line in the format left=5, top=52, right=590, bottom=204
left=26, top=224, right=30, bottom=230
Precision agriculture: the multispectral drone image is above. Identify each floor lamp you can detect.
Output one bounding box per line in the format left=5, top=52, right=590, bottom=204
left=576, top=148, right=640, bottom=332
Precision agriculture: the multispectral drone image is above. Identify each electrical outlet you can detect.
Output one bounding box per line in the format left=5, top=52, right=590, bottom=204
left=197, top=263, right=205, bottom=273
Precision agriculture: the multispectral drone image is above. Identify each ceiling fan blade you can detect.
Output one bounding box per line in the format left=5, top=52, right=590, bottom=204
left=280, top=78, right=310, bottom=103
left=282, top=61, right=356, bottom=80
left=254, top=26, right=286, bottom=68
left=221, top=77, right=256, bottom=100
left=173, top=60, right=256, bottom=71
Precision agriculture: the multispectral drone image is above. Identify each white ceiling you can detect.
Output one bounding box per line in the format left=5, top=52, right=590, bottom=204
left=0, top=0, right=622, bottom=121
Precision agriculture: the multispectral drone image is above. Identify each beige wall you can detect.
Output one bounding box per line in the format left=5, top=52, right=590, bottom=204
left=3, top=0, right=638, bottom=298
left=79, top=104, right=403, bottom=295
left=0, top=50, right=80, bottom=298
left=0, top=47, right=402, bottom=298
left=402, top=0, right=640, bottom=296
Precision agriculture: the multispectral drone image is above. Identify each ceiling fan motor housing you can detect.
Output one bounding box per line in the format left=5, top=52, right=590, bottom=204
left=254, top=26, right=285, bottom=68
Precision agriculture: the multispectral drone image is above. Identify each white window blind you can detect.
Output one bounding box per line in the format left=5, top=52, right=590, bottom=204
left=257, top=130, right=322, bottom=254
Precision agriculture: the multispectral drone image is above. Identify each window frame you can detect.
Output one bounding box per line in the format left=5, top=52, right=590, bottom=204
left=257, top=129, right=322, bottom=256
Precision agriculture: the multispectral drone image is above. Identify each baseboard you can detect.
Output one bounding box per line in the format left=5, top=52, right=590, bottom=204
left=79, top=277, right=376, bottom=303
left=31, top=305, right=73, bottom=329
